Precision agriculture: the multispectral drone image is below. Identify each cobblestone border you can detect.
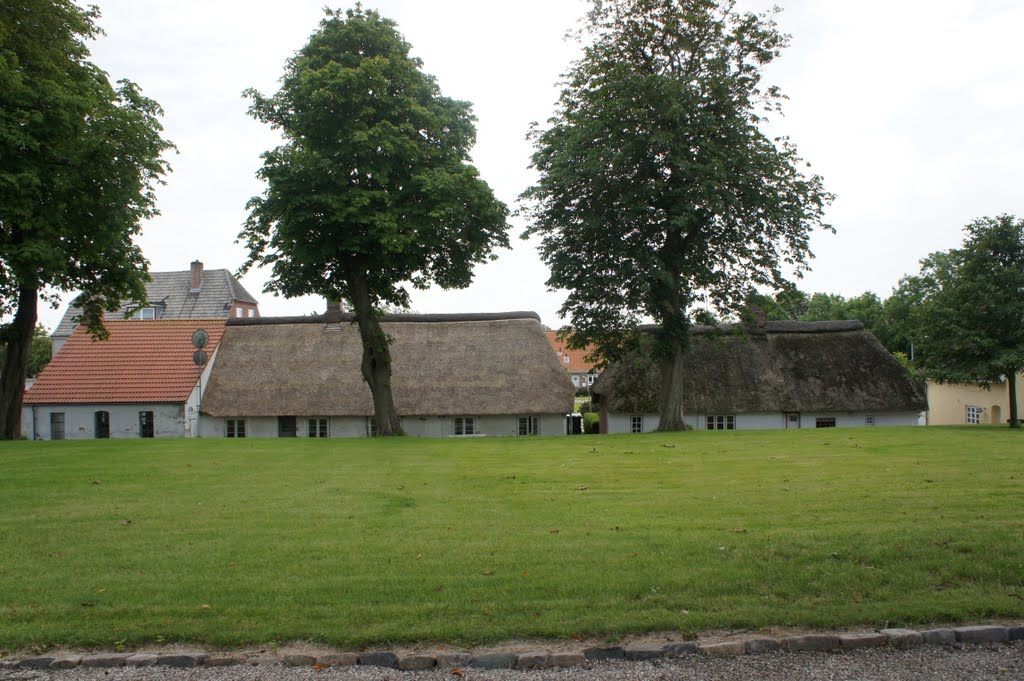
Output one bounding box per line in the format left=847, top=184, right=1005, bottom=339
left=2, top=625, right=1022, bottom=672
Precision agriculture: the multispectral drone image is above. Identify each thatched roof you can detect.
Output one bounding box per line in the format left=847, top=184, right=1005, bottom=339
left=201, top=313, right=574, bottom=417
left=592, top=321, right=928, bottom=414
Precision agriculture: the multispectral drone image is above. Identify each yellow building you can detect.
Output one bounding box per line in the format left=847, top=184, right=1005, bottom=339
left=926, top=374, right=1023, bottom=425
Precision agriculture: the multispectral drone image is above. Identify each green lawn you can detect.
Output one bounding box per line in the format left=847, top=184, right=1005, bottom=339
left=1, top=427, right=1022, bottom=650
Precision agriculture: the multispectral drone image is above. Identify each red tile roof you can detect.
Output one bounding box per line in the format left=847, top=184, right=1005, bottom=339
left=24, top=320, right=226, bottom=404
left=544, top=331, right=600, bottom=373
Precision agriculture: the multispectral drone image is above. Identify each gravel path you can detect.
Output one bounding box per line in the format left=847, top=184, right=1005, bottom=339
left=2, top=643, right=1021, bottom=681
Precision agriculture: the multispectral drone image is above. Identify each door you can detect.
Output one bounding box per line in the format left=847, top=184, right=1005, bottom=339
left=278, top=416, right=297, bottom=437
left=95, top=411, right=110, bottom=439
left=139, top=411, right=154, bottom=438
left=784, top=412, right=800, bottom=429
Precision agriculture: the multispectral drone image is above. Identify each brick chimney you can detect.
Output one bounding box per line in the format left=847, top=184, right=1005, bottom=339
left=189, top=260, right=204, bottom=292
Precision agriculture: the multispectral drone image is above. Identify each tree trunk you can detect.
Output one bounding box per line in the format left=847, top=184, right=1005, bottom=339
left=349, top=274, right=403, bottom=436
left=1009, top=368, right=1019, bottom=428
left=656, top=338, right=688, bottom=431
left=1, top=288, right=38, bottom=439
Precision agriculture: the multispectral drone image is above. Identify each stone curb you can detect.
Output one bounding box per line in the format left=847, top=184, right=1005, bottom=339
left=4, top=625, right=1021, bottom=671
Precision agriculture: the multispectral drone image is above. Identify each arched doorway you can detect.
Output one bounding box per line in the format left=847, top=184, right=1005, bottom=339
left=991, top=405, right=1002, bottom=425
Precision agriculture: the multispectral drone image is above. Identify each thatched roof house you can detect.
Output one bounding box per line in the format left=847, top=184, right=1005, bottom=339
left=199, top=311, right=575, bottom=438
left=592, top=320, right=928, bottom=432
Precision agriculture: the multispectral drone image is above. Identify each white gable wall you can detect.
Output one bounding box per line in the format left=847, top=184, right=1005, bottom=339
left=22, top=403, right=187, bottom=440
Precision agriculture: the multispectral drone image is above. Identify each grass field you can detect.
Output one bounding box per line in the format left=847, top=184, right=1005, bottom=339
left=1, top=427, right=1022, bottom=651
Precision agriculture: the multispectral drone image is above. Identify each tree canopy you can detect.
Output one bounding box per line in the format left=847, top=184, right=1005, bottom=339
left=0, top=0, right=173, bottom=438
left=522, top=0, right=832, bottom=430
left=239, top=7, right=509, bottom=435
left=892, top=215, right=1024, bottom=426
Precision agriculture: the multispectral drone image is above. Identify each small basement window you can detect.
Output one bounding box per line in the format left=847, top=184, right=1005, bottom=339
left=865, top=415, right=875, bottom=426
left=815, top=417, right=836, bottom=428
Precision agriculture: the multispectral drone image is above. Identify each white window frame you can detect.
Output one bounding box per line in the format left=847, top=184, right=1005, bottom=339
left=454, top=416, right=477, bottom=436
left=630, top=415, right=643, bottom=433
left=132, top=307, right=156, bottom=320
left=865, top=415, right=875, bottom=426
left=966, top=405, right=984, bottom=425
left=226, top=418, right=246, bottom=438
left=307, top=417, right=329, bottom=438
left=563, top=354, right=570, bottom=364
left=247, top=308, right=255, bottom=318
left=705, top=415, right=735, bottom=431
left=517, top=416, right=539, bottom=436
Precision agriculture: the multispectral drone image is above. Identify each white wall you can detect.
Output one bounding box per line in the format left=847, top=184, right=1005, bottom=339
left=22, top=403, right=186, bottom=440
left=603, top=411, right=922, bottom=434
left=198, top=414, right=568, bottom=438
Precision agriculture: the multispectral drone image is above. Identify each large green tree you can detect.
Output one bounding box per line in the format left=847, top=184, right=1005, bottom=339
left=522, top=0, right=832, bottom=430
left=239, top=7, right=509, bottom=435
left=893, top=215, right=1024, bottom=427
left=0, top=1, right=172, bottom=438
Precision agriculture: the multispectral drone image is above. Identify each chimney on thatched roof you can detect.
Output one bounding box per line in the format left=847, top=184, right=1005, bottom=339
left=325, top=298, right=344, bottom=328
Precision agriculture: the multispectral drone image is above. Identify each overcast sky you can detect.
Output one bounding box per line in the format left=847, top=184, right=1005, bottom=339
left=33, top=0, right=1024, bottom=331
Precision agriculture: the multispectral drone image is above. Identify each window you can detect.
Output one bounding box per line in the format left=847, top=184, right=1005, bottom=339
left=367, top=417, right=378, bottom=437
left=630, top=415, right=643, bottom=433
left=247, top=308, right=255, bottom=318
left=454, top=417, right=476, bottom=435
left=571, top=375, right=580, bottom=387
left=517, top=416, right=539, bottom=436
left=815, top=417, right=836, bottom=428
left=50, top=412, right=65, bottom=440
left=563, top=354, right=570, bottom=364
left=307, top=418, right=328, bottom=438
left=94, top=411, right=110, bottom=439
left=139, top=411, right=154, bottom=438
left=864, top=415, right=875, bottom=426
left=132, top=307, right=156, bottom=320
left=278, top=416, right=297, bottom=437
left=966, top=405, right=984, bottom=425
left=706, top=415, right=735, bottom=431
left=226, top=419, right=246, bottom=438
left=235, top=306, right=244, bottom=317
left=587, top=373, right=596, bottom=385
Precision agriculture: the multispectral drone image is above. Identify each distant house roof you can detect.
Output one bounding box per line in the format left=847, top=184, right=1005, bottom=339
left=201, top=312, right=575, bottom=418
left=24, top=320, right=226, bottom=405
left=592, top=321, right=928, bottom=414
left=53, top=263, right=258, bottom=339
left=544, top=331, right=600, bottom=373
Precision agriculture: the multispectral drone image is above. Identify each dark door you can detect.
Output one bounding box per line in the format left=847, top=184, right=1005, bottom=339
left=278, top=416, right=297, bottom=437
left=139, top=411, right=154, bottom=438
left=95, top=411, right=110, bottom=439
